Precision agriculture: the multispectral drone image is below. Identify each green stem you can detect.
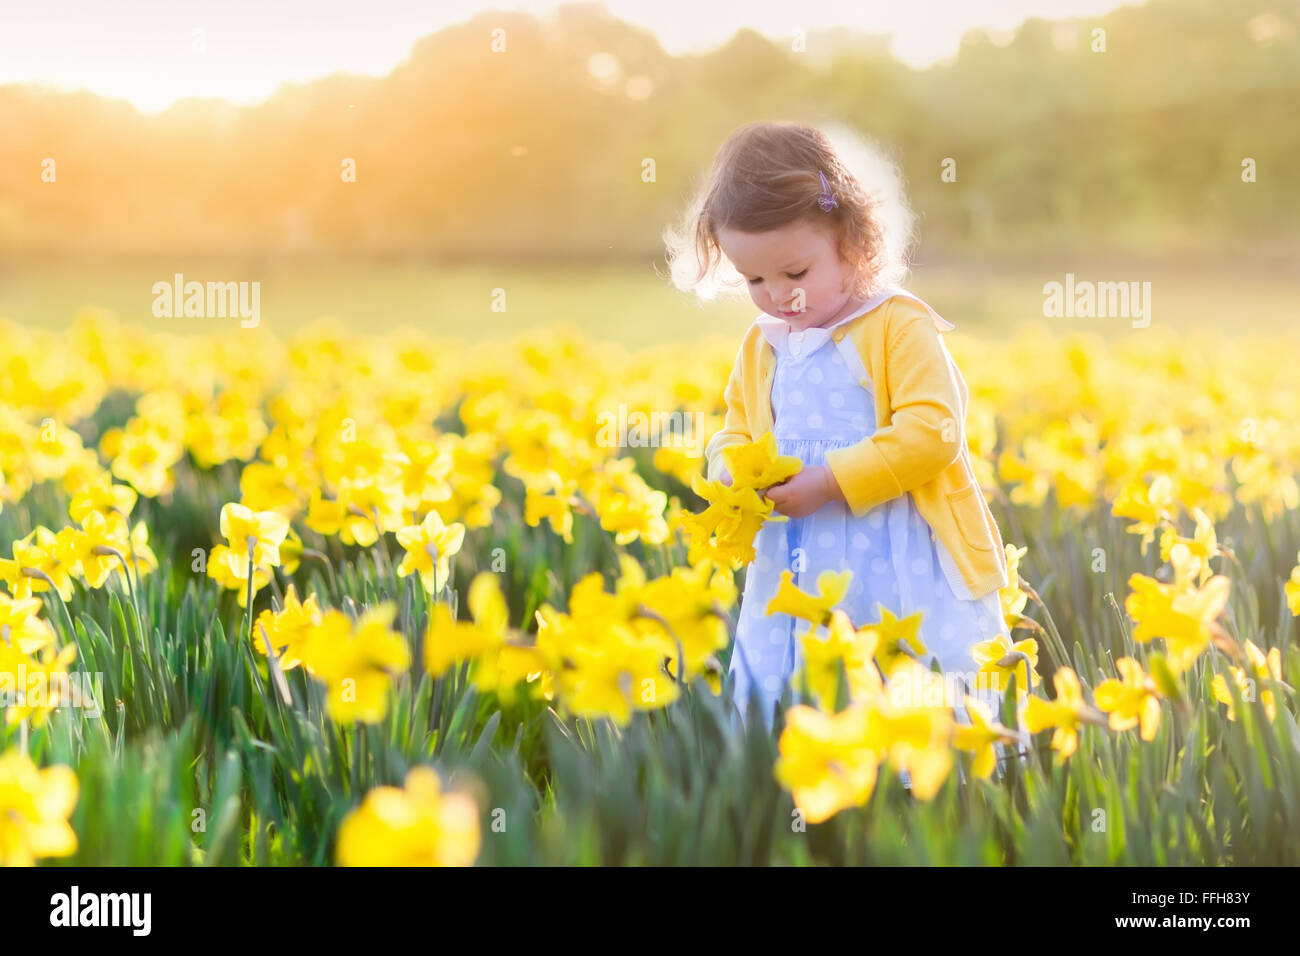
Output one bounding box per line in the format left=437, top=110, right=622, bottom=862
left=371, top=509, right=398, bottom=591
left=99, top=547, right=143, bottom=639
left=1022, top=581, right=1071, bottom=670
left=267, top=570, right=285, bottom=610
left=23, top=568, right=76, bottom=648
left=115, top=507, right=143, bottom=597
left=244, top=542, right=257, bottom=647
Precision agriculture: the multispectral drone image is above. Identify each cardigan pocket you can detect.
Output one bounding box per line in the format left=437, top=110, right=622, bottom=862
left=946, top=480, right=996, bottom=552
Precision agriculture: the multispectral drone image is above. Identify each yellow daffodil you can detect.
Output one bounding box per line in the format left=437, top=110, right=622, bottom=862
left=1000, top=543, right=1030, bottom=625
left=430, top=433, right=501, bottom=530
left=384, top=440, right=454, bottom=514
left=681, top=471, right=778, bottom=567
left=1023, top=666, right=1098, bottom=759
left=0, top=527, right=79, bottom=601
left=104, top=419, right=183, bottom=498
left=60, top=509, right=131, bottom=589
left=652, top=441, right=705, bottom=488
left=0, top=594, right=57, bottom=655
left=301, top=604, right=411, bottom=725
left=638, top=559, right=736, bottom=682
left=424, top=572, right=545, bottom=707
left=524, top=482, right=577, bottom=543
left=593, top=466, right=670, bottom=546
left=187, top=392, right=268, bottom=467
left=2, top=643, right=78, bottom=727
left=1212, top=639, right=1283, bottom=722
left=533, top=569, right=681, bottom=724
left=494, top=642, right=553, bottom=707
left=866, top=604, right=928, bottom=677
left=336, top=765, right=479, bottom=866
left=219, top=501, right=290, bottom=578
left=207, top=543, right=272, bottom=608
left=68, top=472, right=137, bottom=535
left=122, top=522, right=158, bottom=580
left=561, top=629, right=680, bottom=725
left=971, top=632, right=1039, bottom=698
left=305, top=475, right=405, bottom=547
left=395, top=509, right=466, bottom=594
left=951, top=694, right=1018, bottom=780
left=252, top=584, right=323, bottom=671
left=0, top=749, right=80, bottom=866
left=304, top=489, right=348, bottom=540
left=764, top=569, right=852, bottom=629
left=721, top=432, right=802, bottom=490
left=1124, top=571, right=1230, bottom=673
left=1283, top=551, right=1300, bottom=617
left=797, top=609, right=883, bottom=710
left=1111, top=473, right=1176, bottom=555
left=871, top=661, right=955, bottom=799
left=239, top=459, right=311, bottom=517
left=1159, top=507, right=1219, bottom=588
left=773, top=703, right=878, bottom=824
left=279, top=526, right=304, bottom=575
left=997, top=449, right=1050, bottom=508
left=1092, top=657, right=1162, bottom=740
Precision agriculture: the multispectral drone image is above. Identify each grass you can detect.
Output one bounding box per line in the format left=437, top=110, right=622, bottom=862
left=4, top=251, right=1300, bottom=344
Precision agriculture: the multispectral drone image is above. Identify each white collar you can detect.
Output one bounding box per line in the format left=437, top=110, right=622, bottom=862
left=754, top=286, right=954, bottom=351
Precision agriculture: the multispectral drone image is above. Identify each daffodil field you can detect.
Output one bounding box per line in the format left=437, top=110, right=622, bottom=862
left=3, top=310, right=1300, bottom=867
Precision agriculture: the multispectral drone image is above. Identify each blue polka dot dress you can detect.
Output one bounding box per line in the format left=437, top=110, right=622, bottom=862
left=727, top=308, right=1012, bottom=733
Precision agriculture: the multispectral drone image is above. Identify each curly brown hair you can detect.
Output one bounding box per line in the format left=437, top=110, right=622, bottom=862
left=662, top=121, right=913, bottom=303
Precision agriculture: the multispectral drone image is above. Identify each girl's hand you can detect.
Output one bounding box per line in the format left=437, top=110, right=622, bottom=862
left=765, top=465, right=845, bottom=518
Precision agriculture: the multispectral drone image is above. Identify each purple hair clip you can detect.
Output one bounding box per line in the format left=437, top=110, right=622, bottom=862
left=816, top=170, right=838, bottom=212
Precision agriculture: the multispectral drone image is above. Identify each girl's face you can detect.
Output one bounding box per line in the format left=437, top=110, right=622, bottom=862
left=717, top=219, right=860, bottom=331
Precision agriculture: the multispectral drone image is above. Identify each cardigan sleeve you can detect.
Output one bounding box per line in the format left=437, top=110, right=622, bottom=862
left=824, top=306, right=964, bottom=515
left=703, top=344, right=752, bottom=482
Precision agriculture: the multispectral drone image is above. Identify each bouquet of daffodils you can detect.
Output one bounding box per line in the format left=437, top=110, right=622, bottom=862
left=681, top=433, right=801, bottom=567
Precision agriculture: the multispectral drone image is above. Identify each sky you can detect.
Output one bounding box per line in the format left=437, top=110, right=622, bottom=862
left=0, top=0, right=1133, bottom=112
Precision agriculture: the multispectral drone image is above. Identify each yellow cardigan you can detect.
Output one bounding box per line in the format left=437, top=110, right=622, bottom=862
left=704, top=293, right=1009, bottom=601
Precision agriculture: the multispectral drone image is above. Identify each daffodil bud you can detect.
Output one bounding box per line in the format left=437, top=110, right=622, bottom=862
left=1147, top=652, right=1183, bottom=703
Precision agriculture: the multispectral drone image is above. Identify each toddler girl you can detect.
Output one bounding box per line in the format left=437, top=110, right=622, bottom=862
left=666, top=121, right=1014, bottom=736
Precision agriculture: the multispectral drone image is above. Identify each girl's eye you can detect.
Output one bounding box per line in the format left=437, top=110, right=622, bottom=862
left=747, top=268, right=807, bottom=284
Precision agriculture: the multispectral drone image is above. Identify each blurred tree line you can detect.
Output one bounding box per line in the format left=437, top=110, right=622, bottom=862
left=0, top=0, right=1296, bottom=258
